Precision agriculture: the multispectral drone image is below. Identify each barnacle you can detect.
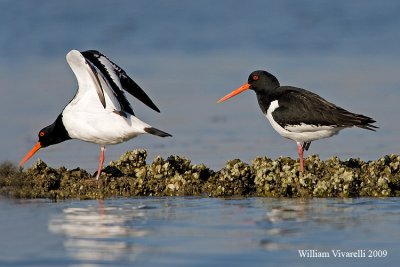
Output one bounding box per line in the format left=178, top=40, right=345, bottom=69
left=2, top=151, right=399, bottom=199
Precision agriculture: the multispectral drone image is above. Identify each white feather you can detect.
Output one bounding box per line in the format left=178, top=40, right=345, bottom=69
left=97, top=55, right=123, bottom=89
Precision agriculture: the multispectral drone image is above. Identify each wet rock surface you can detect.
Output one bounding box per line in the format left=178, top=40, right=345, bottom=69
left=1, top=150, right=400, bottom=199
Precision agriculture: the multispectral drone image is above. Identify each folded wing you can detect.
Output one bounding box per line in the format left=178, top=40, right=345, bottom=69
left=272, top=87, right=378, bottom=131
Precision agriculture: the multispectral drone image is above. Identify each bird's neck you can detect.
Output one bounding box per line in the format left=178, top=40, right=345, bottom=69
left=255, top=86, right=280, bottom=114
left=48, top=114, right=72, bottom=144
left=256, top=92, right=272, bottom=114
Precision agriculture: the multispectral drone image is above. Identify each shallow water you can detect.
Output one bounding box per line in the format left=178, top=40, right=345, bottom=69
left=0, top=197, right=398, bottom=267
left=1, top=0, right=399, bottom=172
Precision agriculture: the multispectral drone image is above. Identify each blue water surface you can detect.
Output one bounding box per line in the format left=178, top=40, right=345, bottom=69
left=0, top=197, right=399, bottom=267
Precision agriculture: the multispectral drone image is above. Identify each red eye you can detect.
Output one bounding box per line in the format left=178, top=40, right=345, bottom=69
left=252, top=75, right=259, bottom=81
left=39, top=131, right=45, bottom=137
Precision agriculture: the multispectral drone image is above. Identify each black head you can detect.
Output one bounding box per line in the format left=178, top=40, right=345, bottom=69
left=217, top=70, right=281, bottom=103
left=19, top=115, right=71, bottom=166
left=247, top=70, right=280, bottom=93
left=38, top=115, right=70, bottom=148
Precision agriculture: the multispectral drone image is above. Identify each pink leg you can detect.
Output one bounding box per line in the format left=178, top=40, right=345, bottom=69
left=297, top=142, right=304, bottom=172
left=96, top=146, right=105, bottom=180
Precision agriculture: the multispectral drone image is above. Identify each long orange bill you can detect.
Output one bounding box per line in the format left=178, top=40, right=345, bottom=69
left=19, top=141, right=42, bottom=167
left=217, top=83, right=251, bottom=103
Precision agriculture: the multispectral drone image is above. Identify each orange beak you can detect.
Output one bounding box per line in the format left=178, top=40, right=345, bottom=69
left=217, top=83, right=251, bottom=103
left=19, top=141, right=42, bottom=167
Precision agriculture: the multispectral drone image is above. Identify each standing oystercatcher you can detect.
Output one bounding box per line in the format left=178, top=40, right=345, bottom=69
left=218, top=70, right=377, bottom=172
left=20, top=49, right=172, bottom=179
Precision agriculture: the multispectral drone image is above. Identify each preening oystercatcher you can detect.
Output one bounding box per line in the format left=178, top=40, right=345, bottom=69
left=20, top=49, right=171, bottom=179
left=218, top=70, right=377, bottom=172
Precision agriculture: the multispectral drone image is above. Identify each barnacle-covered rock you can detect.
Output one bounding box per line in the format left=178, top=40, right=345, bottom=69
left=55, top=167, right=93, bottom=199
left=253, top=156, right=300, bottom=197
left=0, top=161, right=21, bottom=187
left=147, top=155, right=212, bottom=196
left=109, top=149, right=148, bottom=176
left=359, top=155, right=400, bottom=197
left=308, top=156, right=364, bottom=197
left=24, top=159, right=62, bottom=198
left=0, top=161, right=28, bottom=197
left=146, top=155, right=171, bottom=195
left=313, top=167, right=359, bottom=197
left=2, top=151, right=400, bottom=199
left=205, top=159, right=254, bottom=197
left=165, top=163, right=213, bottom=196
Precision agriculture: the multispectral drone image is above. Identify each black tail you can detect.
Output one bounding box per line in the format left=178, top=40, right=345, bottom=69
left=357, top=123, right=378, bottom=131
left=144, top=127, right=172, bottom=137
left=355, top=115, right=378, bottom=131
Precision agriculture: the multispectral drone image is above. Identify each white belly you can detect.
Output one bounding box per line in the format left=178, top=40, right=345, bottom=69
left=62, top=108, right=149, bottom=145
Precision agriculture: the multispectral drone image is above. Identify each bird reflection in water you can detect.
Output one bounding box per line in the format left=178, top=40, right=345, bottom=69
left=258, top=200, right=307, bottom=251
left=49, top=200, right=150, bottom=264
left=257, top=199, right=359, bottom=251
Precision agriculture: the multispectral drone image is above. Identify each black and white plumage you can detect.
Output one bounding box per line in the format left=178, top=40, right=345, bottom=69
left=218, top=70, right=377, bottom=172
left=80, top=50, right=160, bottom=115
left=20, top=49, right=171, bottom=179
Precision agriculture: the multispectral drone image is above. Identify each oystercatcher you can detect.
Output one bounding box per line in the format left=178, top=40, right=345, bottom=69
left=217, top=70, right=377, bottom=172
left=20, top=49, right=172, bottom=179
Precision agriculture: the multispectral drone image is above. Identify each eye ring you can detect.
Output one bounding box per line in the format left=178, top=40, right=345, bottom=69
left=252, top=75, right=259, bottom=81
left=39, top=131, right=45, bottom=137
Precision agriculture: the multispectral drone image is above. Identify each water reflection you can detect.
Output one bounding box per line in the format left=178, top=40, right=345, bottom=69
left=257, top=201, right=305, bottom=251
left=49, top=200, right=150, bottom=265
left=2, top=197, right=399, bottom=266
left=257, top=199, right=369, bottom=251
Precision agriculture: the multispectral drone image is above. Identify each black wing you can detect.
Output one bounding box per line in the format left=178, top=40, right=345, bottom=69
left=269, top=86, right=377, bottom=131
left=81, top=50, right=161, bottom=115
